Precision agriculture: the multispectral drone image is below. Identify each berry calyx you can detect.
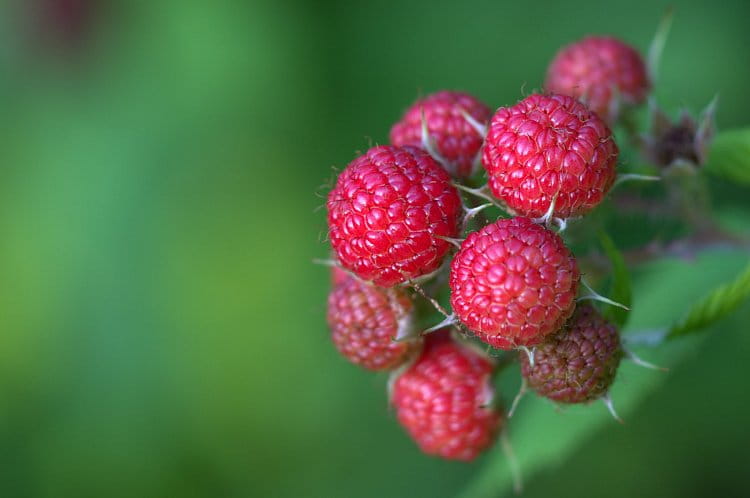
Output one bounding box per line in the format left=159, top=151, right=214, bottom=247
left=391, top=330, right=501, bottom=461
left=327, top=145, right=462, bottom=287
left=639, top=99, right=717, bottom=169
left=327, top=275, right=419, bottom=371
left=449, top=217, right=579, bottom=349
left=544, top=36, right=650, bottom=123
left=390, top=91, right=492, bottom=177
left=520, top=304, right=622, bottom=403
left=481, top=93, right=618, bottom=219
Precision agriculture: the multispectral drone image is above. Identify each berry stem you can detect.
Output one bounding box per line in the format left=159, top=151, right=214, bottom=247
left=507, top=378, right=527, bottom=419
left=499, top=432, right=523, bottom=494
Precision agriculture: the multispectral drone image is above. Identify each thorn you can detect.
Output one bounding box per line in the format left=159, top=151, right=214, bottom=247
left=622, top=346, right=668, bottom=371
left=647, top=6, right=674, bottom=84
left=695, top=94, right=719, bottom=163
left=453, top=182, right=508, bottom=212
left=518, top=346, right=535, bottom=368
left=435, top=235, right=465, bottom=249
left=462, top=203, right=492, bottom=229
left=463, top=202, right=492, bottom=218
left=614, top=174, right=661, bottom=188
left=508, top=378, right=527, bottom=418
left=423, top=314, right=457, bottom=334
left=408, top=282, right=453, bottom=319
left=553, top=216, right=568, bottom=233
left=621, top=328, right=668, bottom=347
left=578, top=279, right=630, bottom=311
left=601, top=393, right=624, bottom=424
left=458, top=106, right=488, bottom=138
left=500, top=432, right=524, bottom=495
left=420, top=107, right=452, bottom=172
left=311, top=258, right=337, bottom=267
left=532, top=191, right=567, bottom=232
left=532, top=191, right=559, bottom=226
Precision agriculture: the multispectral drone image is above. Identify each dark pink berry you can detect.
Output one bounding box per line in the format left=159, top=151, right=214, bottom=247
left=327, top=145, right=462, bottom=287
left=482, top=93, right=618, bottom=218
left=327, top=275, right=419, bottom=371
left=545, top=36, right=650, bottom=123
left=392, top=331, right=501, bottom=461
left=390, top=91, right=492, bottom=177
left=449, top=217, right=579, bottom=350
left=520, top=304, right=622, bottom=403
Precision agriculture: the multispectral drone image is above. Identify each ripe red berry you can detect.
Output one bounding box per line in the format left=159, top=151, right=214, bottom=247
left=327, top=275, right=419, bottom=371
left=450, top=217, right=579, bottom=350
left=545, top=36, right=650, bottom=123
left=520, top=304, right=622, bottom=403
left=390, top=91, right=492, bottom=177
left=392, top=331, right=501, bottom=460
left=327, top=145, right=462, bottom=287
left=481, top=93, right=618, bottom=218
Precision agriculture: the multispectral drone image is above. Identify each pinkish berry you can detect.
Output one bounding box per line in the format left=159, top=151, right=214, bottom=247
left=392, top=330, right=501, bottom=460
left=545, top=36, right=650, bottom=123
left=327, top=275, right=419, bottom=371
left=520, top=304, right=622, bottom=403
left=327, top=145, right=462, bottom=287
left=449, top=217, right=579, bottom=350
left=482, top=93, right=618, bottom=218
left=331, top=266, right=350, bottom=287
left=390, top=91, right=492, bottom=177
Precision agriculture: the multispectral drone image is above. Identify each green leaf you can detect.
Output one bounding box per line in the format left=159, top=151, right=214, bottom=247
left=705, top=128, right=750, bottom=185
left=667, top=261, right=750, bottom=338
left=456, top=250, right=749, bottom=498
left=598, top=231, right=632, bottom=328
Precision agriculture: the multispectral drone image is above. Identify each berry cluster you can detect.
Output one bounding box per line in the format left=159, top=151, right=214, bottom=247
left=323, top=35, right=656, bottom=461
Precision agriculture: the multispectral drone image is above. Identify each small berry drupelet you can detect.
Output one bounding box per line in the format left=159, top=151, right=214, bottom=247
left=327, top=274, right=419, bottom=371
left=520, top=304, right=622, bottom=403
left=545, top=36, right=650, bottom=123
left=392, top=330, right=501, bottom=461
left=390, top=91, right=492, bottom=178
left=450, top=217, right=580, bottom=350
left=482, top=93, right=618, bottom=219
left=330, top=266, right=350, bottom=287
left=327, top=145, right=462, bottom=287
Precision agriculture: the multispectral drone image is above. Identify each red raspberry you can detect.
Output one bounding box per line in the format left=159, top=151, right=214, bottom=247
left=327, top=145, right=462, bottom=287
left=520, top=304, right=622, bottom=403
left=392, top=331, right=501, bottom=460
left=390, top=91, right=492, bottom=177
left=481, top=94, right=618, bottom=218
left=327, top=275, right=419, bottom=371
left=449, top=217, right=579, bottom=350
left=545, top=36, right=650, bottom=123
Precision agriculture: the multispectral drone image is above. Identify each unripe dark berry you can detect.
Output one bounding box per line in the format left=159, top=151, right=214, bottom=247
left=520, top=304, right=622, bottom=403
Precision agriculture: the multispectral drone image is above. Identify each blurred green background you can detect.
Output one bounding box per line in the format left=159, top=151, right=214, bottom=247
left=1, top=0, right=749, bottom=497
